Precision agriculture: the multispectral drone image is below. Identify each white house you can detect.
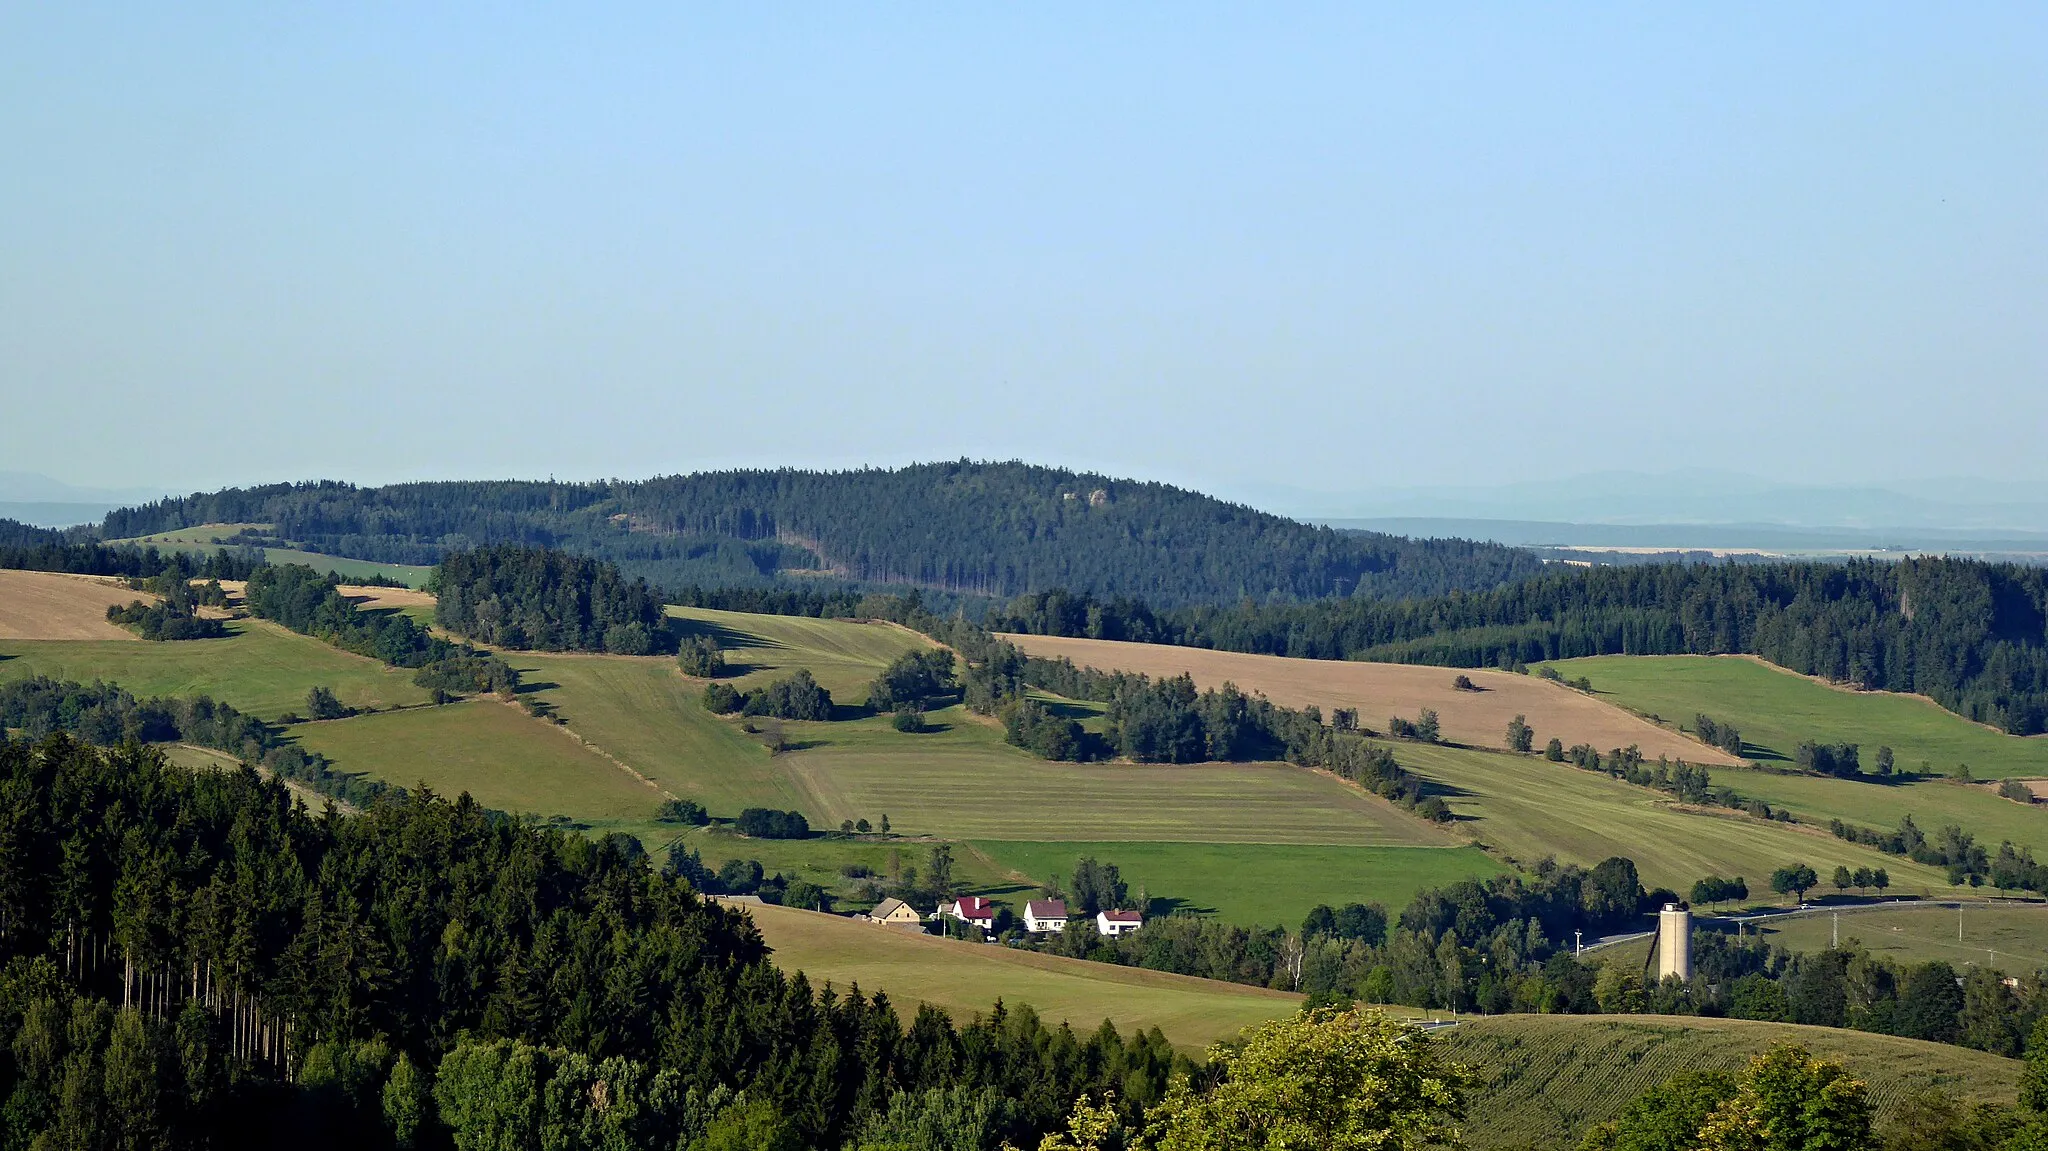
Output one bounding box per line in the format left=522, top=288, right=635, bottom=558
left=946, top=896, right=996, bottom=932
left=1096, top=909, right=1143, bottom=937
left=867, top=898, right=924, bottom=929
left=1023, top=899, right=1069, bottom=933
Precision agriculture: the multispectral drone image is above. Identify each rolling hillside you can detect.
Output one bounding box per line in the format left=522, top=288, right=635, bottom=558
left=91, top=462, right=1544, bottom=604
left=1004, top=632, right=1730, bottom=764
left=1438, top=1014, right=2020, bottom=1149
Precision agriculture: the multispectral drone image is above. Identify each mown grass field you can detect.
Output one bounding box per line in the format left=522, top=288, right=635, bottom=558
left=674, top=828, right=1032, bottom=902
left=1396, top=743, right=1957, bottom=894
left=0, top=617, right=434, bottom=717
left=1007, top=633, right=1727, bottom=765
left=1744, top=903, right=2048, bottom=971
left=734, top=900, right=1306, bottom=1051
left=292, top=699, right=663, bottom=830
left=667, top=605, right=931, bottom=702
left=973, top=841, right=1506, bottom=926
left=105, top=522, right=435, bottom=586
left=1438, top=1013, right=2020, bottom=1150
left=776, top=708, right=1456, bottom=845
left=509, top=651, right=809, bottom=814
left=1709, top=765, right=2048, bottom=856
left=1546, top=655, right=2048, bottom=779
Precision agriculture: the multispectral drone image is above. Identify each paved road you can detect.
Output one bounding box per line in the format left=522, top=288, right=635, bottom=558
left=1577, top=897, right=2046, bottom=954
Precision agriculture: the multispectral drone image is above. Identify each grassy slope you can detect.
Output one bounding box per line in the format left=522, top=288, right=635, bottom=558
left=1548, top=655, right=2048, bottom=779
left=510, top=651, right=809, bottom=814
left=0, top=618, right=433, bottom=717
left=1709, top=766, right=2048, bottom=857
left=773, top=707, right=1452, bottom=845
left=667, top=606, right=931, bottom=702
left=292, top=700, right=662, bottom=831
left=1397, top=743, right=1957, bottom=894
left=1747, top=903, right=2048, bottom=971
left=1439, top=1014, right=2019, bottom=1150
left=736, top=900, right=1305, bottom=1051
left=973, top=841, right=1506, bottom=927
left=104, top=523, right=434, bottom=586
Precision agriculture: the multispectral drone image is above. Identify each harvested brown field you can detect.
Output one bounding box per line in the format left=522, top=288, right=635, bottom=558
left=0, top=571, right=152, bottom=641
left=338, top=585, right=437, bottom=612
left=1001, top=633, right=1738, bottom=765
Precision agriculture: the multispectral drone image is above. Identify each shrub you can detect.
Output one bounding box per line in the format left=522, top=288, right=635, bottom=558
left=702, top=682, right=743, bottom=714
left=736, top=808, right=811, bottom=839
left=657, top=798, right=709, bottom=825
left=892, top=706, right=927, bottom=733
left=677, top=635, right=727, bottom=677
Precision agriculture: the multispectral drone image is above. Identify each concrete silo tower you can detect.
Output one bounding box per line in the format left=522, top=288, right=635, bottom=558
left=1656, top=903, right=1693, bottom=982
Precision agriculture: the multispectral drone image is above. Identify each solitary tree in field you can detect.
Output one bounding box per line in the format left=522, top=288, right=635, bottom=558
left=1505, top=715, right=1534, bottom=753
left=1416, top=709, right=1441, bottom=743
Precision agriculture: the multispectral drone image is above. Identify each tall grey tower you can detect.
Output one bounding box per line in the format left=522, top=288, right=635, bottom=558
left=1656, top=903, right=1693, bottom=982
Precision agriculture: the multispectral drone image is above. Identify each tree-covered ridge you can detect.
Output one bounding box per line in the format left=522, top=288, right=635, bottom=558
left=94, top=462, right=1545, bottom=605
left=990, top=557, right=2048, bottom=734
left=0, top=737, right=1184, bottom=1149
left=433, top=544, right=672, bottom=654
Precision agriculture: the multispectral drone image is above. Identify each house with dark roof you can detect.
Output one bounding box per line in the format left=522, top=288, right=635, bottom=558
left=1023, top=899, right=1069, bottom=933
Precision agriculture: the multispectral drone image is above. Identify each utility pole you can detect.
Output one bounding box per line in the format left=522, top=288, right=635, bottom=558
left=1575, top=930, right=1583, bottom=957
left=1959, top=903, right=1964, bottom=943
left=1832, top=913, right=1838, bottom=949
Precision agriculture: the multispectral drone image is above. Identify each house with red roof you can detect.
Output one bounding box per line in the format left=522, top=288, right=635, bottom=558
left=946, top=896, right=996, bottom=932
left=1095, top=909, right=1143, bottom=938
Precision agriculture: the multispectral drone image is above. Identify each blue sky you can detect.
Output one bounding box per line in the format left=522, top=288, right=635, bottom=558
left=2, top=5, right=2042, bottom=496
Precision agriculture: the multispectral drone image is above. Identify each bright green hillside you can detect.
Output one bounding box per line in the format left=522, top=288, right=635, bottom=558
left=1438, top=1014, right=2019, bottom=1150
left=0, top=618, right=434, bottom=717
left=1547, top=655, right=2048, bottom=779
left=1396, top=742, right=1957, bottom=895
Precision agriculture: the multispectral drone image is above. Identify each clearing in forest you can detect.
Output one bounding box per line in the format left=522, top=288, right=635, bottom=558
left=0, top=570, right=150, bottom=641
left=1003, top=634, right=1732, bottom=765
left=1439, top=1013, right=2018, bottom=1150
left=733, top=899, right=1307, bottom=1051
left=1396, top=742, right=1955, bottom=894
left=1546, top=654, right=2048, bottom=778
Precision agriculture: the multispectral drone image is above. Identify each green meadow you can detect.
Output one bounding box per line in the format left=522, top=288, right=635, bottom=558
left=292, top=699, right=663, bottom=831
left=0, top=618, right=434, bottom=717
left=972, top=841, right=1506, bottom=927
left=737, top=900, right=1306, bottom=1052
left=1440, top=1013, right=2020, bottom=1150
left=1545, top=655, right=2048, bottom=779
left=104, top=522, right=434, bottom=586
left=1396, top=742, right=1956, bottom=894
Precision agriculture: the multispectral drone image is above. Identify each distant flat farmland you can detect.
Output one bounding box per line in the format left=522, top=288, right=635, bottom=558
left=0, top=570, right=148, bottom=641
left=1003, top=634, right=1731, bottom=765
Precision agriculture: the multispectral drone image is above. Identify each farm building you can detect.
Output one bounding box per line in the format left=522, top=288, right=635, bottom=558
left=1024, top=899, right=1069, bottom=933
left=1096, top=909, right=1143, bottom=937
left=946, top=896, right=996, bottom=932
left=867, top=898, right=924, bottom=929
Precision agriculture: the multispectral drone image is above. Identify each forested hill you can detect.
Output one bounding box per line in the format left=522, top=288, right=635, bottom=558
left=97, top=462, right=1544, bottom=605
left=991, top=557, right=2048, bottom=735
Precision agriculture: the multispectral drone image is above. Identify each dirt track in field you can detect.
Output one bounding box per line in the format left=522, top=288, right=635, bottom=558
left=0, top=570, right=152, bottom=641
left=1002, top=633, right=1740, bottom=765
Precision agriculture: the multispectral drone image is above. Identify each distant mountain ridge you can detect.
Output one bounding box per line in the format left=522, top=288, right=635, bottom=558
left=92, top=461, right=1544, bottom=606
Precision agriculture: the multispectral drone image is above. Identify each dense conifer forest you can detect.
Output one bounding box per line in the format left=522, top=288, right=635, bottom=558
left=0, top=737, right=1184, bottom=1150
left=93, top=463, right=1544, bottom=604
left=989, top=557, right=2048, bottom=734
left=433, top=544, right=673, bottom=655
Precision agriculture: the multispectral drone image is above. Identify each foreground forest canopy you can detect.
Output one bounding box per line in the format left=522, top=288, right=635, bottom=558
left=87, top=461, right=1544, bottom=604
left=992, top=558, right=2048, bottom=735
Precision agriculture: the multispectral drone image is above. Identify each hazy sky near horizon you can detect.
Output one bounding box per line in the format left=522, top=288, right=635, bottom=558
left=3, top=5, right=2044, bottom=496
